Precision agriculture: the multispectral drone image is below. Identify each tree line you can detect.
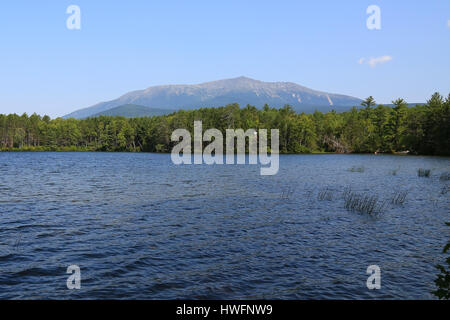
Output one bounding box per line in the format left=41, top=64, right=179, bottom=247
left=0, top=92, right=448, bottom=155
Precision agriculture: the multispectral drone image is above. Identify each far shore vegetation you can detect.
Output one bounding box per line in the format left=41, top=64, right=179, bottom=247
left=0, top=92, right=448, bottom=156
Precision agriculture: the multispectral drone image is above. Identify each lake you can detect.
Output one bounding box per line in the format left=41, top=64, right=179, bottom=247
left=0, top=152, right=448, bottom=299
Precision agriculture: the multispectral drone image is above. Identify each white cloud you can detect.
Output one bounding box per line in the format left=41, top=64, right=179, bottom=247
left=358, top=55, right=393, bottom=68
left=368, top=55, right=393, bottom=67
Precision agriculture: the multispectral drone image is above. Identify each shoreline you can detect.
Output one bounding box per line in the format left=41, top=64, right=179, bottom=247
left=1, top=149, right=449, bottom=158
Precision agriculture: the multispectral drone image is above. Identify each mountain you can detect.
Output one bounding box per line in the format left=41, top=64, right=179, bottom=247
left=64, top=77, right=362, bottom=119
left=91, top=104, right=173, bottom=118
left=385, top=103, right=425, bottom=108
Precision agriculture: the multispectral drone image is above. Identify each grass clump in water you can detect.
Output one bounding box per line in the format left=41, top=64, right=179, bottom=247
left=318, top=188, right=334, bottom=201
left=280, top=186, right=295, bottom=200
left=440, top=172, right=450, bottom=181
left=344, top=190, right=387, bottom=217
left=391, top=190, right=408, bottom=205
left=349, top=166, right=365, bottom=173
left=418, top=168, right=431, bottom=177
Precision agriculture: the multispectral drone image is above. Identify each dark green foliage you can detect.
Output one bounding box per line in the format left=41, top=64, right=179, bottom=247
left=361, top=96, right=377, bottom=109
left=0, top=92, right=448, bottom=155
left=91, top=104, right=172, bottom=118
left=433, top=222, right=450, bottom=300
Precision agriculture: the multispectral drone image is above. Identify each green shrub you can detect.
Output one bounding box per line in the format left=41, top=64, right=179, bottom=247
left=433, top=222, right=450, bottom=300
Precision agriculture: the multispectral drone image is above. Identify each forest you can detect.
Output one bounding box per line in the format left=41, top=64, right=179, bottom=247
left=0, top=92, right=449, bottom=156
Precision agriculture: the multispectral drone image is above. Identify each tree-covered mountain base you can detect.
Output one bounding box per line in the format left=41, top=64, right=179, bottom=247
left=1, top=93, right=448, bottom=156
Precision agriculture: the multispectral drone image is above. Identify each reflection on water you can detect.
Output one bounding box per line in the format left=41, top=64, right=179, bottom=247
left=0, top=152, right=448, bottom=299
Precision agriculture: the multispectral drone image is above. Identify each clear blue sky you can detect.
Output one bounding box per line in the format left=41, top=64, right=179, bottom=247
left=0, top=0, right=449, bottom=117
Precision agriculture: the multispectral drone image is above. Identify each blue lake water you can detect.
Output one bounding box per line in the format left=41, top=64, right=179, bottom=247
left=0, top=152, right=448, bottom=299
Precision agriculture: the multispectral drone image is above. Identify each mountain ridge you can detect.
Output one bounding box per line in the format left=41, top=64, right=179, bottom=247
left=64, top=76, right=362, bottom=119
